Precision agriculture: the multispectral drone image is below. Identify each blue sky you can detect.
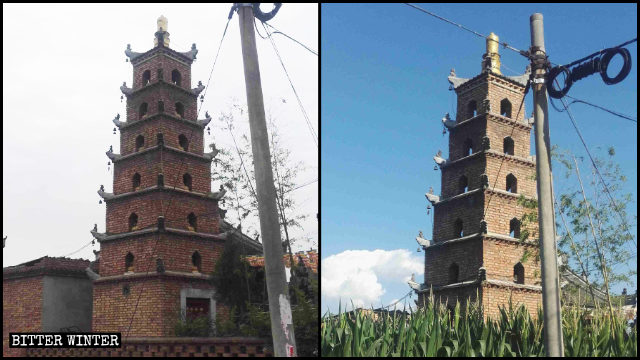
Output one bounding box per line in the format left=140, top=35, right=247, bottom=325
left=321, top=3, right=637, bottom=314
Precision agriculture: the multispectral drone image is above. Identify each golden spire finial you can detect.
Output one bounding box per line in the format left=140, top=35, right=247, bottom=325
left=157, top=15, right=168, bottom=32
left=154, top=15, right=170, bottom=48
left=482, top=32, right=501, bottom=75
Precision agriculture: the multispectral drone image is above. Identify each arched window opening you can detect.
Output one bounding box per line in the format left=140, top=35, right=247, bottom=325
left=142, top=70, right=151, bottom=85
left=463, top=138, right=473, bottom=157
left=187, top=212, right=197, bottom=232
left=192, top=251, right=202, bottom=272
left=509, top=218, right=521, bottom=239
left=458, top=175, right=468, bottom=194
left=514, top=262, right=525, bottom=284
left=135, top=135, right=145, bottom=152
left=454, top=218, right=463, bottom=238
left=448, top=263, right=459, bottom=284
left=500, top=98, right=512, bottom=118
left=139, top=102, right=148, bottom=120
left=171, top=69, right=181, bottom=86
left=506, top=174, right=517, bottom=193
left=467, top=100, right=477, bottom=118
left=128, top=213, right=138, bottom=231
left=175, top=102, right=185, bottom=118
left=158, top=101, right=164, bottom=113
left=125, top=252, right=134, bottom=273
left=183, top=173, right=192, bottom=191
left=503, top=136, right=515, bottom=155
left=178, top=134, right=189, bottom=151
left=157, top=68, right=163, bottom=81
left=132, top=173, right=141, bottom=191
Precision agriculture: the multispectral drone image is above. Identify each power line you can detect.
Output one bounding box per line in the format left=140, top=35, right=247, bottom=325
left=558, top=37, right=637, bottom=69
left=403, top=3, right=530, bottom=59
left=59, top=239, right=95, bottom=258
left=263, top=21, right=318, bottom=56
left=550, top=95, right=637, bottom=123
left=260, top=20, right=318, bottom=148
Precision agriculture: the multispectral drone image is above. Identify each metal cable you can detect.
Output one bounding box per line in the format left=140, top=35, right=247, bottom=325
left=403, top=3, right=530, bottom=58
left=260, top=21, right=318, bottom=148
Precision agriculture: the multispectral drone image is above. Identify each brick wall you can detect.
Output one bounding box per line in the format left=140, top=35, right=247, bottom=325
left=105, top=191, right=219, bottom=234
left=424, top=238, right=482, bottom=286
left=417, top=284, right=481, bottom=311
left=133, top=53, right=192, bottom=91
left=441, top=157, right=487, bottom=199
left=98, top=234, right=224, bottom=277
left=93, top=277, right=218, bottom=336
left=484, top=155, right=536, bottom=198
left=482, top=239, right=540, bottom=285
left=24, top=337, right=271, bottom=357
left=3, top=276, right=43, bottom=357
left=120, top=116, right=204, bottom=156
left=433, top=191, right=484, bottom=241
left=113, top=149, right=211, bottom=194
left=126, top=90, right=198, bottom=128
left=482, top=284, right=542, bottom=320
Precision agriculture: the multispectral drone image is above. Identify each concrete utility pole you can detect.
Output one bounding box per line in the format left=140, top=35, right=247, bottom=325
left=237, top=4, right=297, bottom=357
left=530, top=13, right=564, bottom=357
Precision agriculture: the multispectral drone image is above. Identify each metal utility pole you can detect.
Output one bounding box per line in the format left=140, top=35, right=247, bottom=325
left=236, top=4, right=297, bottom=357
left=530, top=13, right=564, bottom=357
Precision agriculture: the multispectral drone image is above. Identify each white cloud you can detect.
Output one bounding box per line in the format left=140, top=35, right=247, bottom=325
left=321, top=249, right=423, bottom=312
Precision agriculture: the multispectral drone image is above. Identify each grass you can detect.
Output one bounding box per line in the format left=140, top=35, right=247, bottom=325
left=321, top=297, right=637, bottom=357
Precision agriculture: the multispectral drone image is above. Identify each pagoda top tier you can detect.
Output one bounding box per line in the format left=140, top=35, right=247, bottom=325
left=125, top=15, right=198, bottom=65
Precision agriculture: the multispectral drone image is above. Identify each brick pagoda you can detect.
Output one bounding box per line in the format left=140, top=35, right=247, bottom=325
left=411, top=33, right=542, bottom=319
left=90, top=16, right=262, bottom=336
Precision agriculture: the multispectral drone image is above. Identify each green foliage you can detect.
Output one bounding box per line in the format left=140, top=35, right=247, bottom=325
left=321, top=297, right=637, bottom=357
left=174, top=310, right=215, bottom=337
left=552, top=146, right=636, bottom=291
left=216, top=306, right=241, bottom=336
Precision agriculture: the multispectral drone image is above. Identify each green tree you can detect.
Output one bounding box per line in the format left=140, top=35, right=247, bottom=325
left=553, top=146, right=636, bottom=314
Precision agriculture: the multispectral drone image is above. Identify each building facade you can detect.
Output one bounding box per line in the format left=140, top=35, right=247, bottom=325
left=91, top=16, right=262, bottom=336
left=413, top=33, right=542, bottom=320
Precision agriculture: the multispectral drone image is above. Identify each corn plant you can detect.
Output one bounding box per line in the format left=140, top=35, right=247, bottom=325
left=321, top=297, right=637, bottom=357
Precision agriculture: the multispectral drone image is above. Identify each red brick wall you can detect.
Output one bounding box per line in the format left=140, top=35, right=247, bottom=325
left=433, top=191, right=484, bottom=241
left=93, top=277, right=217, bottom=336
left=482, top=285, right=542, bottom=320
left=448, top=118, right=487, bottom=162
left=482, top=239, right=540, bottom=285
left=441, top=157, right=487, bottom=199
left=3, top=276, right=43, bottom=357
left=25, top=337, right=271, bottom=357
left=113, top=150, right=211, bottom=195
left=417, top=284, right=481, bottom=311
left=133, top=53, right=192, bottom=91
left=483, top=194, right=538, bottom=238
left=126, top=90, right=197, bottom=127
left=105, top=191, right=219, bottom=235
left=120, top=116, right=203, bottom=156
left=424, top=238, right=483, bottom=286
left=484, top=155, right=536, bottom=198
left=485, top=117, right=531, bottom=158
left=98, top=234, right=224, bottom=277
